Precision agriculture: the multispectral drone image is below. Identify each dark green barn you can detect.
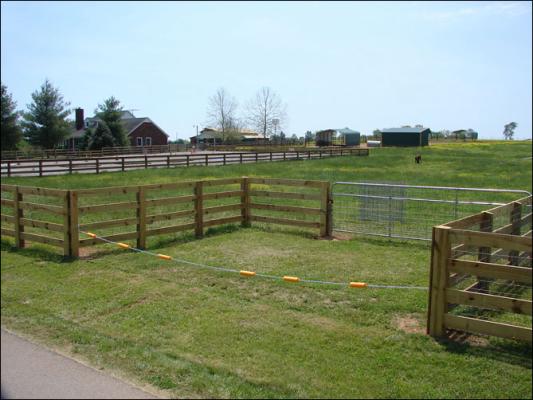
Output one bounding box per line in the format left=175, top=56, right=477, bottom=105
left=381, top=127, right=430, bottom=147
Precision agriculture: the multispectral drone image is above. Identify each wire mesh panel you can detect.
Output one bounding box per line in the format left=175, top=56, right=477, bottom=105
left=332, top=182, right=531, bottom=241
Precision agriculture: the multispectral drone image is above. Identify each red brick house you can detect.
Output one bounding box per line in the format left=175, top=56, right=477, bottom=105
left=65, top=108, right=169, bottom=149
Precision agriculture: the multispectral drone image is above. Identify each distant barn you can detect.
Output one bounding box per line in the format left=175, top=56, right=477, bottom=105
left=381, top=127, right=430, bottom=147
left=315, top=127, right=360, bottom=147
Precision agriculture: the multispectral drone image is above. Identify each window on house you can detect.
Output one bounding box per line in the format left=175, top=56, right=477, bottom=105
left=145, top=137, right=152, bottom=146
left=136, top=137, right=143, bottom=146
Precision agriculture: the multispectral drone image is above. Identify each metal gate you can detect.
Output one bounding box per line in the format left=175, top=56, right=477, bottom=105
left=332, top=182, right=531, bottom=241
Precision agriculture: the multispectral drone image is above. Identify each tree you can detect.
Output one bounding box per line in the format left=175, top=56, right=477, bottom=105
left=83, top=120, right=115, bottom=150
left=304, top=130, right=314, bottom=145
left=94, top=97, right=128, bottom=146
left=206, top=88, right=238, bottom=142
left=246, top=87, right=287, bottom=138
left=503, top=122, right=517, bottom=140
left=1, top=83, right=23, bottom=150
left=21, top=79, right=71, bottom=149
left=372, top=129, right=381, bottom=139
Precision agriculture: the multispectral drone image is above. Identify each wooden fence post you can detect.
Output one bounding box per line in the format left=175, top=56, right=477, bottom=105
left=326, top=182, right=333, bottom=237
left=14, top=186, right=25, bottom=248
left=122, top=157, right=125, bottom=171
left=241, top=177, right=250, bottom=227
left=69, top=159, right=73, bottom=174
left=137, top=186, right=146, bottom=249
left=39, top=160, right=43, bottom=177
left=477, top=211, right=493, bottom=291
left=508, top=202, right=522, bottom=265
left=63, top=191, right=71, bottom=257
left=7, top=161, right=11, bottom=177
left=427, top=225, right=451, bottom=337
left=144, top=155, right=148, bottom=169
left=68, top=190, right=79, bottom=258
left=96, top=158, right=100, bottom=174
left=195, top=181, right=204, bottom=238
left=167, top=155, right=170, bottom=168
left=320, top=181, right=331, bottom=237
left=205, top=154, right=208, bottom=166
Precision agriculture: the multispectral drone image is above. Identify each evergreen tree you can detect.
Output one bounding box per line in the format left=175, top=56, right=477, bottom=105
left=85, top=120, right=115, bottom=150
left=21, top=79, right=71, bottom=149
left=1, top=83, right=23, bottom=150
left=94, top=97, right=128, bottom=146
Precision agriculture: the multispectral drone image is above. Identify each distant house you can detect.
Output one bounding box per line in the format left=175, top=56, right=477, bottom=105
left=381, top=127, right=430, bottom=147
left=64, top=108, right=169, bottom=149
left=190, top=127, right=268, bottom=145
left=315, top=127, right=360, bottom=147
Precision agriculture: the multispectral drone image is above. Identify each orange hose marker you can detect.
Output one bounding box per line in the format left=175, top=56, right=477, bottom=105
left=158, top=254, right=172, bottom=260
left=117, top=242, right=130, bottom=249
left=283, top=276, right=300, bottom=283
left=86, top=232, right=97, bottom=238
left=240, top=270, right=256, bottom=277
left=349, top=282, right=367, bottom=288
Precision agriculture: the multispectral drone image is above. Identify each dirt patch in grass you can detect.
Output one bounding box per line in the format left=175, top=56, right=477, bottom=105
left=445, top=330, right=490, bottom=347
left=393, top=314, right=425, bottom=334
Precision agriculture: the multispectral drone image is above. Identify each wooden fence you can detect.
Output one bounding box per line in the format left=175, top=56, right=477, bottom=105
left=0, top=144, right=190, bottom=160
left=1, top=177, right=333, bottom=258
left=427, top=195, right=532, bottom=342
left=0, top=148, right=369, bottom=177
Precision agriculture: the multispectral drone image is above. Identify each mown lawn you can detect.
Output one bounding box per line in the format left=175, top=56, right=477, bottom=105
left=1, top=141, right=532, bottom=398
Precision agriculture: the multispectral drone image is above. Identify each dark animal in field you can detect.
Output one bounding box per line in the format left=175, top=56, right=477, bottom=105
left=415, top=154, right=422, bottom=164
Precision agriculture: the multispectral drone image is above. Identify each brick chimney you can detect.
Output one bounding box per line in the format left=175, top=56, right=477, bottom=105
left=75, top=108, right=84, bottom=130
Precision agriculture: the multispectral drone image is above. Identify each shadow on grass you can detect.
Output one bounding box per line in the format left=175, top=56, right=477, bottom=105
left=436, top=330, right=532, bottom=369
left=1, top=238, right=66, bottom=263
left=1, top=225, right=252, bottom=262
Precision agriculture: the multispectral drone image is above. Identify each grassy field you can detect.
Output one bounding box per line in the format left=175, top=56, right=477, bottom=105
left=1, top=141, right=532, bottom=398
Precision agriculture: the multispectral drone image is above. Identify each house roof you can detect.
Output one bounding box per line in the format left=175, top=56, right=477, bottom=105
left=68, top=115, right=169, bottom=139
left=382, top=127, right=430, bottom=133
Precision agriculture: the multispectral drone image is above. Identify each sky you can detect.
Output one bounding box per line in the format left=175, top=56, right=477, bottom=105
left=1, top=1, right=532, bottom=140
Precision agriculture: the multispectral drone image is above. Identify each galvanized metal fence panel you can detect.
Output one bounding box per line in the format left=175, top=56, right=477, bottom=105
left=332, top=182, right=531, bottom=241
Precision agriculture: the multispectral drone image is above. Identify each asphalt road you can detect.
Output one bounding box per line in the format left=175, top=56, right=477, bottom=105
left=1, top=329, right=158, bottom=399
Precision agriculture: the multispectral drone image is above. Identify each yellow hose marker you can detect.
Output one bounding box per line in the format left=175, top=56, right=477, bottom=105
left=86, top=232, right=97, bottom=238
left=240, top=270, right=256, bottom=277
left=349, top=282, right=367, bottom=288
left=117, top=242, right=130, bottom=249
left=283, top=276, right=300, bottom=283
left=158, top=254, right=172, bottom=260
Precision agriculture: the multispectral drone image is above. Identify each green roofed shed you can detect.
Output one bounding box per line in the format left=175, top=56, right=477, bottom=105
left=381, top=127, right=430, bottom=147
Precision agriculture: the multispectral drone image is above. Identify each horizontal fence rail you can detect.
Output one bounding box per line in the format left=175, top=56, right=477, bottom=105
left=1, top=148, right=368, bottom=177
left=0, top=144, right=191, bottom=160
left=1, top=177, right=333, bottom=257
left=427, top=195, right=532, bottom=342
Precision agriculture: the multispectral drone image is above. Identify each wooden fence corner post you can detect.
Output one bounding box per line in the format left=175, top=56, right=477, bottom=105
left=241, top=177, right=250, bottom=227
left=137, top=186, right=146, bottom=249
left=195, top=181, right=204, bottom=238
left=428, top=225, right=451, bottom=338
left=326, top=182, right=333, bottom=237
left=320, top=181, right=331, bottom=237
left=14, top=186, right=25, bottom=248
left=68, top=190, right=79, bottom=258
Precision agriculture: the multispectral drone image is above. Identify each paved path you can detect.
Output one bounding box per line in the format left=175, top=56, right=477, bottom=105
left=1, top=329, right=159, bottom=399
